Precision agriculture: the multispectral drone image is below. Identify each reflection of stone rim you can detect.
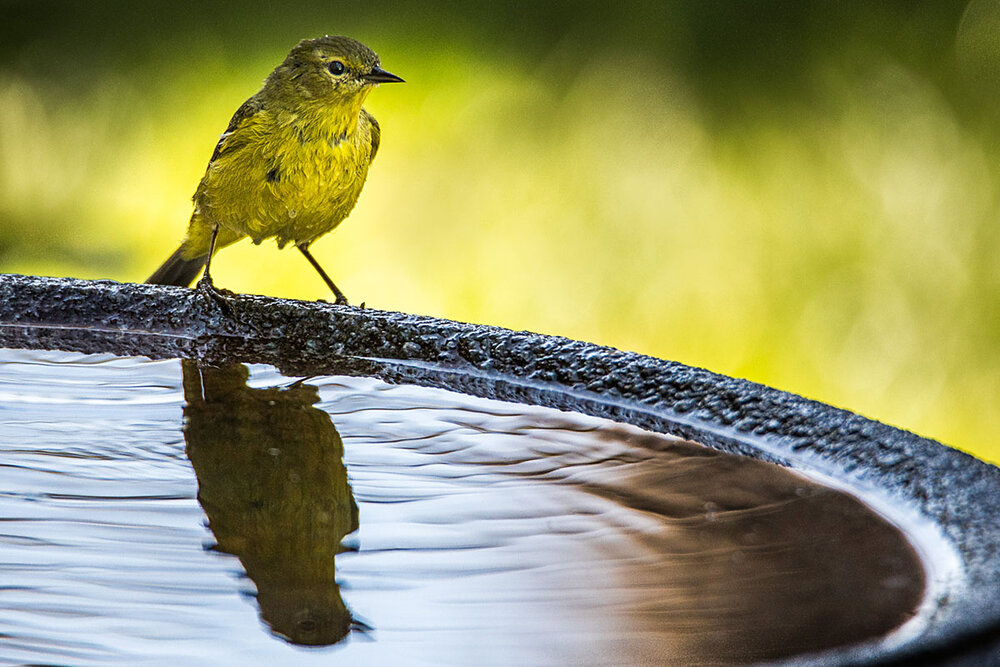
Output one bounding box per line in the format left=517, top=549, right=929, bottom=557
left=0, top=272, right=997, bottom=665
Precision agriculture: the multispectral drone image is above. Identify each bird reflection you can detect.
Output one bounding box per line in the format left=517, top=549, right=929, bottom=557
left=182, top=361, right=359, bottom=647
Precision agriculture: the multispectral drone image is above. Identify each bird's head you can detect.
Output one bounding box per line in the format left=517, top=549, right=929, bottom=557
left=267, top=35, right=404, bottom=106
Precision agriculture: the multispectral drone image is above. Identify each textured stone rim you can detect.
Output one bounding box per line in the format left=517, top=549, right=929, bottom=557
left=0, top=273, right=997, bottom=665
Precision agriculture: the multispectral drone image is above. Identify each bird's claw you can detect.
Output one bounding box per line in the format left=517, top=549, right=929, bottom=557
left=196, top=276, right=237, bottom=320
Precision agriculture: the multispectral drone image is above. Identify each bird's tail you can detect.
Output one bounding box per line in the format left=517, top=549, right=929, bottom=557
left=146, top=246, right=208, bottom=287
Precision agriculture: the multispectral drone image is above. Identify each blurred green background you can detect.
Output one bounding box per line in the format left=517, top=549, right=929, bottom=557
left=2, top=1, right=999, bottom=462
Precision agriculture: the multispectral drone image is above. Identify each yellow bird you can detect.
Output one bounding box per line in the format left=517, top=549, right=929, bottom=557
left=147, top=35, right=403, bottom=305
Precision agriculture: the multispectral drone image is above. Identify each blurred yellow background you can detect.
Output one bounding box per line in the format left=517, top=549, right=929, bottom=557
left=2, top=1, right=998, bottom=462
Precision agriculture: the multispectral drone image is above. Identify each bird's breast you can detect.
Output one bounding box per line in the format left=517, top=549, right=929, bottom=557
left=198, top=113, right=375, bottom=247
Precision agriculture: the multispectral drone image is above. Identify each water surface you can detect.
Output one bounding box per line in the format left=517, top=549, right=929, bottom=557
left=0, top=348, right=927, bottom=665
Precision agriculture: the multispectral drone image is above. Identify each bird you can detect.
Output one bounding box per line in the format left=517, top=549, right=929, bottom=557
left=146, top=35, right=403, bottom=305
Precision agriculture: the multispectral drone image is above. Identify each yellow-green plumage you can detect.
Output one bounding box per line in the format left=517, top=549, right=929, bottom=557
left=147, top=35, right=402, bottom=304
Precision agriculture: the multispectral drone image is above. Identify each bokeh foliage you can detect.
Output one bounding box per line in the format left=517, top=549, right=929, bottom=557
left=2, top=1, right=999, bottom=462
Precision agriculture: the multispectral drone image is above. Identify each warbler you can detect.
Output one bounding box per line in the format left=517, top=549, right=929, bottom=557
left=147, top=35, right=403, bottom=305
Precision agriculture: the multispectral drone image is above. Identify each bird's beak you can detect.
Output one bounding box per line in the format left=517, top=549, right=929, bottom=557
left=365, top=66, right=405, bottom=84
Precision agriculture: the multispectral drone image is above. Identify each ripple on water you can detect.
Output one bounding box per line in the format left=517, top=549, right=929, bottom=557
left=0, top=348, right=929, bottom=665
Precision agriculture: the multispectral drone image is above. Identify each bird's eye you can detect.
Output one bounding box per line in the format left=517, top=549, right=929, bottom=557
left=327, top=60, right=346, bottom=76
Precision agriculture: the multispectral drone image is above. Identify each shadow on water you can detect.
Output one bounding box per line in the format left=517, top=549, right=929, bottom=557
left=181, top=361, right=359, bottom=647
left=564, top=428, right=928, bottom=661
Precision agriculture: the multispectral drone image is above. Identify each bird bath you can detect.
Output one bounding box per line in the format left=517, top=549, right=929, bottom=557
left=0, top=273, right=997, bottom=665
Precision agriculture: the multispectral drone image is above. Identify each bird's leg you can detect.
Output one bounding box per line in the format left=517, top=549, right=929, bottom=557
left=297, top=244, right=349, bottom=305
left=197, top=225, right=220, bottom=288
left=196, top=225, right=235, bottom=317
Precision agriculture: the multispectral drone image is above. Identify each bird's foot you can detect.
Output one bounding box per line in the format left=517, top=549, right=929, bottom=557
left=315, top=295, right=350, bottom=306
left=196, top=275, right=237, bottom=319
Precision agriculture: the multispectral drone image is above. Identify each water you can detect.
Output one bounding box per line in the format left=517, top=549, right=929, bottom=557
left=0, top=348, right=928, bottom=665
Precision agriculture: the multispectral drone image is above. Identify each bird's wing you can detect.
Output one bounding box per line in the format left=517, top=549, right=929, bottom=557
left=364, top=109, right=381, bottom=161
left=208, top=95, right=265, bottom=164
left=191, top=95, right=265, bottom=205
